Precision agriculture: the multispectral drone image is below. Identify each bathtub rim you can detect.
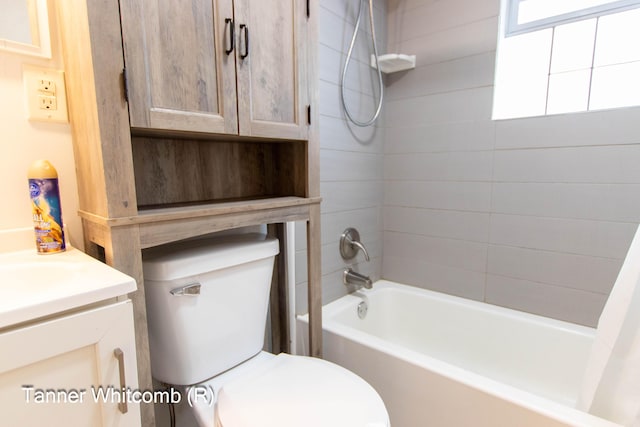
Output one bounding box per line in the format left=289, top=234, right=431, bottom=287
left=297, top=280, right=620, bottom=427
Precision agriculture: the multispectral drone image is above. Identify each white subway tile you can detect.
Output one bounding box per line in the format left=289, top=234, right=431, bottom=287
left=295, top=280, right=308, bottom=315
left=320, top=79, right=378, bottom=121
left=487, top=244, right=621, bottom=294
left=387, top=0, right=499, bottom=47
left=384, top=206, right=491, bottom=243
left=321, top=208, right=383, bottom=246
left=321, top=149, right=382, bottom=182
left=320, top=44, right=380, bottom=96
left=295, top=238, right=382, bottom=285
left=494, top=106, right=640, bottom=149
left=387, top=17, right=498, bottom=68
left=319, top=5, right=381, bottom=64
left=319, top=115, right=384, bottom=153
left=321, top=0, right=360, bottom=26
left=384, top=151, right=493, bottom=182
left=489, top=214, right=636, bottom=259
left=383, top=254, right=486, bottom=301
left=384, top=120, right=495, bottom=154
left=491, top=183, right=640, bottom=222
left=385, top=87, right=494, bottom=127
left=384, top=181, right=492, bottom=212
left=386, top=51, right=496, bottom=101
left=321, top=180, right=384, bottom=213
left=384, top=231, right=488, bottom=272
left=485, top=274, right=607, bottom=327
left=493, top=145, right=640, bottom=184
left=319, top=43, right=342, bottom=86
left=294, top=221, right=308, bottom=251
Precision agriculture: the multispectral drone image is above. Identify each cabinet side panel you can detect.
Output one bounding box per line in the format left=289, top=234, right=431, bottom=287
left=307, top=0, right=319, bottom=198
left=273, top=141, right=307, bottom=198
left=57, top=0, right=138, bottom=219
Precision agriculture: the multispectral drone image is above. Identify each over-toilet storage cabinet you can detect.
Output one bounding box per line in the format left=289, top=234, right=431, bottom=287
left=0, top=301, right=140, bottom=426
left=120, top=0, right=309, bottom=141
left=56, top=1, right=321, bottom=426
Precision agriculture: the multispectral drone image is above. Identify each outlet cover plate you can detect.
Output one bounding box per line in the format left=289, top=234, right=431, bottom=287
left=23, top=66, right=69, bottom=123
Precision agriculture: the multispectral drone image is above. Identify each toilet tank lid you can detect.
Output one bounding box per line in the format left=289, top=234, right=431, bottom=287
left=142, top=233, right=279, bottom=281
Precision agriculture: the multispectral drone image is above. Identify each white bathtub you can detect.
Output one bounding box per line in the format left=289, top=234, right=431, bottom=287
left=298, top=280, right=621, bottom=427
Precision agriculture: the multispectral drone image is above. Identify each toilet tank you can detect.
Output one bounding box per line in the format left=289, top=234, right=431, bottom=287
left=142, top=233, right=279, bottom=385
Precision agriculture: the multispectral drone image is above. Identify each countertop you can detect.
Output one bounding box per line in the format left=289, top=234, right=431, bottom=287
left=0, top=246, right=136, bottom=329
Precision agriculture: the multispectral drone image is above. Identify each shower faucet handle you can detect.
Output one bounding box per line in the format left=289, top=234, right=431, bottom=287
left=340, top=227, right=370, bottom=262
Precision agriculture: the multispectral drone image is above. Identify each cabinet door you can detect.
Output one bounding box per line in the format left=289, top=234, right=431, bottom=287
left=234, top=0, right=309, bottom=140
left=120, top=0, right=238, bottom=134
left=0, top=301, right=140, bottom=427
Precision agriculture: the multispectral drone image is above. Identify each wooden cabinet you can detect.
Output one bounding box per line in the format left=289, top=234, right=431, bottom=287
left=0, top=301, right=140, bottom=427
left=120, top=0, right=309, bottom=140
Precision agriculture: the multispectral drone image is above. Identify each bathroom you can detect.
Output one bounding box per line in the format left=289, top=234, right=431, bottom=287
left=2, top=0, right=640, bottom=426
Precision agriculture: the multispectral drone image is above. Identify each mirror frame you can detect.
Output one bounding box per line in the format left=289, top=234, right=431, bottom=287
left=0, top=0, right=51, bottom=58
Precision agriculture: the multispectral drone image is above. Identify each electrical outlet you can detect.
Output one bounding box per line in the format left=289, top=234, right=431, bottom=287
left=38, top=95, right=57, bottom=110
left=38, top=79, right=56, bottom=95
left=23, top=66, right=68, bottom=123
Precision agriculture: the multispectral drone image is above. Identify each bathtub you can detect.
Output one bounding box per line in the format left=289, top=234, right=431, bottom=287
left=297, top=280, right=621, bottom=427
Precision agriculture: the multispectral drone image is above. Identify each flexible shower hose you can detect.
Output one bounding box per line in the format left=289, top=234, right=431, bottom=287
left=340, top=0, right=384, bottom=127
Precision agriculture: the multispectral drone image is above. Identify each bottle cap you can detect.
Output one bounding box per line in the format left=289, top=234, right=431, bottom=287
left=28, top=159, right=58, bottom=179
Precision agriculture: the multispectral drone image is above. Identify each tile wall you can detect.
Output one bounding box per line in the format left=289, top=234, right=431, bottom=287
left=295, top=0, right=387, bottom=314
left=384, top=0, right=640, bottom=326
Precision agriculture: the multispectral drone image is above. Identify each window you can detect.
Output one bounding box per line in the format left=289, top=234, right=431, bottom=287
left=493, top=0, right=640, bottom=120
left=506, top=0, right=640, bottom=36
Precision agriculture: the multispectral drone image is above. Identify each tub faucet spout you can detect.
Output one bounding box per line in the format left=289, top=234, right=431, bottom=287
left=343, top=268, right=373, bottom=290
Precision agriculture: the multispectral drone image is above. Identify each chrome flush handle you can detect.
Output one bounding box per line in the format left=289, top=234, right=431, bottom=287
left=170, top=283, right=201, bottom=296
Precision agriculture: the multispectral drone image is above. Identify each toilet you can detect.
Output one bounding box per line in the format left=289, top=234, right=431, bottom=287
left=142, top=233, right=389, bottom=427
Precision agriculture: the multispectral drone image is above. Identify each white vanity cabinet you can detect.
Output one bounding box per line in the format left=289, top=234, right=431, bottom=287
left=0, top=244, right=142, bottom=427
left=0, top=300, right=141, bottom=426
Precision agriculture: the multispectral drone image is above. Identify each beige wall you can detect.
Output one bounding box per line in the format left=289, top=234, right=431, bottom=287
left=384, top=0, right=640, bottom=326
left=0, top=3, right=82, bottom=249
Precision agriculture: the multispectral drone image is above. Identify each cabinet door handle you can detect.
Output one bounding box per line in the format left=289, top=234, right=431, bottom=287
left=240, top=24, right=249, bottom=59
left=224, top=18, right=234, bottom=55
left=113, top=348, right=128, bottom=414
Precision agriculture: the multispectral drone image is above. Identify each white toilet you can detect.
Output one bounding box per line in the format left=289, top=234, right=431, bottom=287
left=143, top=233, right=390, bottom=427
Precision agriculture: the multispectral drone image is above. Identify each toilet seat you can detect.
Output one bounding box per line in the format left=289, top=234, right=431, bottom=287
left=191, top=353, right=389, bottom=427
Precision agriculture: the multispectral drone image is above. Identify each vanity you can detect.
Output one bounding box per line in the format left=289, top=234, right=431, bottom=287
left=0, top=241, right=140, bottom=426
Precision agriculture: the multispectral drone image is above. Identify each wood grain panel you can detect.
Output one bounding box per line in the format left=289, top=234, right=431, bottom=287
left=235, top=0, right=308, bottom=139
left=151, top=1, right=218, bottom=113
left=131, top=137, right=307, bottom=207
left=307, top=203, right=322, bottom=357
left=246, top=0, right=295, bottom=123
left=268, top=223, right=290, bottom=353
left=120, top=0, right=238, bottom=134
left=57, top=0, right=138, bottom=219
left=138, top=204, right=311, bottom=248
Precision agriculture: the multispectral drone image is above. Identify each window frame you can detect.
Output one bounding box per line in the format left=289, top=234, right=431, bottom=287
left=506, top=0, right=640, bottom=36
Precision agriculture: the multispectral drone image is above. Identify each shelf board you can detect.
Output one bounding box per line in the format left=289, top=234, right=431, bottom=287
left=78, top=196, right=321, bottom=249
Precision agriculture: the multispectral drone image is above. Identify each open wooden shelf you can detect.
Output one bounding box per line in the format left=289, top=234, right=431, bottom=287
left=79, top=196, right=321, bottom=249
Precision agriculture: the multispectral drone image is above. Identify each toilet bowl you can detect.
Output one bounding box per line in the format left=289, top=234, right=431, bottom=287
left=143, top=233, right=389, bottom=427
left=190, top=352, right=389, bottom=427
